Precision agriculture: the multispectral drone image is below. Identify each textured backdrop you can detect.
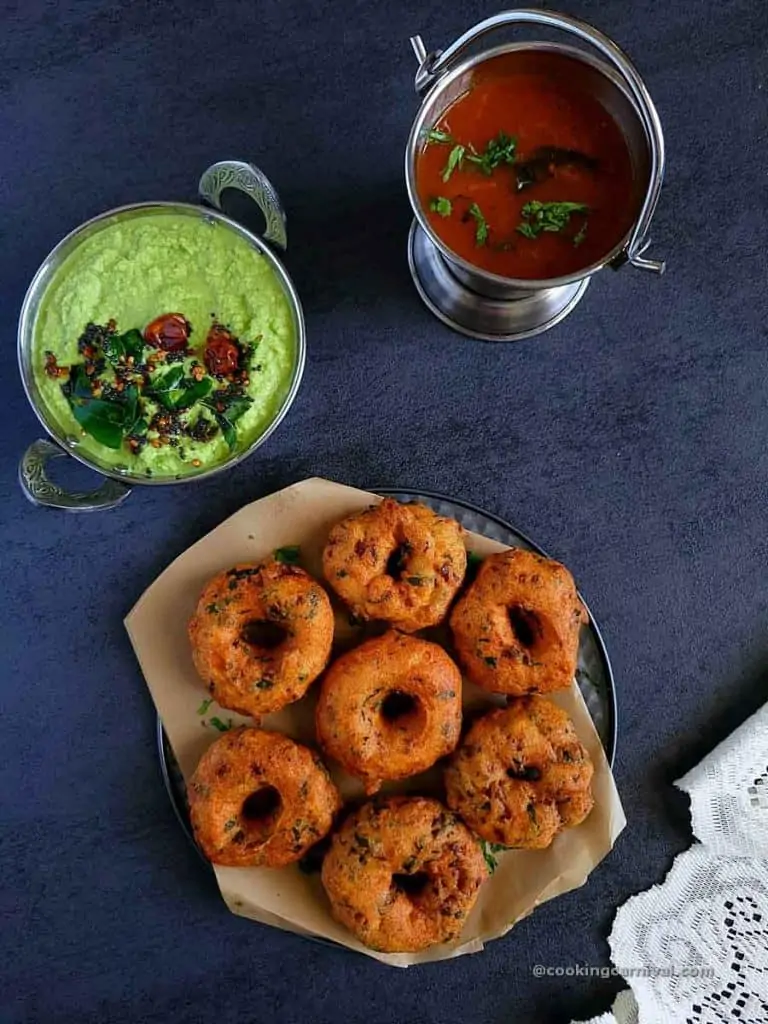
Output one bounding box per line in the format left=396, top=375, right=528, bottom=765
left=3, top=1, right=768, bottom=1022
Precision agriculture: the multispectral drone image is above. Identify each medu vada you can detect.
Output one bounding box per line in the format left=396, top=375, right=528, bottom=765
left=188, top=560, right=334, bottom=718
left=189, top=727, right=342, bottom=867
left=444, top=697, right=594, bottom=850
left=321, top=795, right=487, bottom=952
left=315, top=631, right=462, bottom=794
left=449, top=547, right=586, bottom=695
left=322, top=498, right=467, bottom=632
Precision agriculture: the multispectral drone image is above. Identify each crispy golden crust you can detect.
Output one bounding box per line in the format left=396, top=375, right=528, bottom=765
left=449, top=548, right=586, bottom=695
left=315, top=631, right=462, bottom=794
left=189, top=727, right=341, bottom=867
left=188, top=561, right=334, bottom=717
left=444, top=698, right=594, bottom=850
left=321, top=796, right=487, bottom=952
left=322, top=498, right=467, bottom=632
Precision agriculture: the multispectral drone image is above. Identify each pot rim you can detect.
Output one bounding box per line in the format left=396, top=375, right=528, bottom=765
left=404, top=40, right=651, bottom=290
left=17, top=200, right=306, bottom=487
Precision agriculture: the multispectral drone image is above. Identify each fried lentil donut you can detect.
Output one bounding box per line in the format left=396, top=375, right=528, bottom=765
left=315, top=631, right=462, bottom=794
left=444, top=698, right=594, bottom=850
left=188, top=560, right=334, bottom=718
left=322, top=498, right=467, bottom=632
left=449, top=548, right=586, bottom=695
left=321, top=796, right=487, bottom=952
left=188, top=727, right=341, bottom=867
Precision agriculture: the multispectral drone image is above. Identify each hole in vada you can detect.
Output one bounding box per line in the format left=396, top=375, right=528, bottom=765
left=506, top=765, right=542, bottom=782
left=241, top=620, right=287, bottom=650
left=381, top=690, right=418, bottom=722
left=508, top=606, right=542, bottom=649
left=385, top=542, right=412, bottom=580
left=240, top=785, right=282, bottom=840
left=392, top=871, right=430, bottom=898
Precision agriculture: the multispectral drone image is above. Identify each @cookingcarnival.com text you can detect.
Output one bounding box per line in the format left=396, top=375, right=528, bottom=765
left=532, top=964, right=715, bottom=979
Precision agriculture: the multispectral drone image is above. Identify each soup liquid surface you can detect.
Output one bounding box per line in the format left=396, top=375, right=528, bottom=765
left=415, top=51, right=638, bottom=280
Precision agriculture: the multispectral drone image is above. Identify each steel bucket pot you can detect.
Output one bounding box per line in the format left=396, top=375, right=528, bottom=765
left=404, top=9, right=666, bottom=341
left=17, top=161, right=306, bottom=511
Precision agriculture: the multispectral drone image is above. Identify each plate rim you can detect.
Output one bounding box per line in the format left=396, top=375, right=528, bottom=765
left=156, top=485, right=618, bottom=849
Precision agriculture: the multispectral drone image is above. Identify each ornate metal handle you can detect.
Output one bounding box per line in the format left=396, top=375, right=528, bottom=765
left=411, top=8, right=666, bottom=274
left=19, top=438, right=132, bottom=512
left=198, top=160, right=288, bottom=250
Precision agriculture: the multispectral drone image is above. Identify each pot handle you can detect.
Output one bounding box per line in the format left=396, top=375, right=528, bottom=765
left=19, top=438, right=132, bottom=512
left=198, top=160, right=288, bottom=251
left=411, top=9, right=666, bottom=275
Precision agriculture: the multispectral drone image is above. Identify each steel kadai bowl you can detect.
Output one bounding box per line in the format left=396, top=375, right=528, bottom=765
left=404, top=8, right=667, bottom=341
left=17, top=161, right=306, bottom=512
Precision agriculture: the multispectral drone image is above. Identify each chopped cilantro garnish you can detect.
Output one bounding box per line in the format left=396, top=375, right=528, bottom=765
left=465, top=131, right=517, bottom=175
left=208, top=716, right=232, bottom=732
left=468, top=203, right=489, bottom=246
left=479, top=840, right=508, bottom=874
left=274, top=545, right=301, bottom=565
left=429, top=196, right=453, bottom=217
left=442, top=144, right=466, bottom=182
left=516, top=200, right=589, bottom=240
left=427, top=128, right=454, bottom=145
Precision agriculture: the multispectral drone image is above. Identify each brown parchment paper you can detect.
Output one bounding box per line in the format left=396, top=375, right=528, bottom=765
left=125, top=477, right=626, bottom=967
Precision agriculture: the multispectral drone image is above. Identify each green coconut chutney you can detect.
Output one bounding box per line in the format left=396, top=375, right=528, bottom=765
left=32, top=210, right=296, bottom=478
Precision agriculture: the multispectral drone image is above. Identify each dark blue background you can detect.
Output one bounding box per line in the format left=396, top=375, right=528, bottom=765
left=3, top=1, right=768, bottom=1022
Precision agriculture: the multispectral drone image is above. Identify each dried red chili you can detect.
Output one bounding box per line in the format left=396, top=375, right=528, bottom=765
left=43, top=351, right=67, bottom=378
left=143, top=313, right=191, bottom=352
left=204, top=324, right=240, bottom=377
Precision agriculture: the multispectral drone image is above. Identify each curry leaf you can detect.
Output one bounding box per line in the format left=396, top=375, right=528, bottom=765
left=129, top=417, right=148, bottom=437
left=148, top=364, right=185, bottom=392
left=202, top=391, right=253, bottom=451
left=202, top=392, right=253, bottom=422
left=172, top=376, right=213, bottom=410
left=221, top=396, right=252, bottom=422
left=123, top=384, right=138, bottom=428
left=103, top=328, right=145, bottom=366
left=145, top=364, right=212, bottom=412
left=63, top=364, right=134, bottom=449
left=68, top=399, right=127, bottom=449
left=66, top=363, right=95, bottom=401
left=102, top=334, right=124, bottom=365
left=220, top=418, right=237, bottom=450
left=145, top=364, right=185, bottom=409
left=120, top=329, right=145, bottom=363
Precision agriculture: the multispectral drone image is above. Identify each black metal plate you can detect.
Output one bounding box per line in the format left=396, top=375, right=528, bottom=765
left=158, top=488, right=617, bottom=848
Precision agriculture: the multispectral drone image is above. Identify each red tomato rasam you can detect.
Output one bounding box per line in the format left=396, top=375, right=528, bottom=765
left=415, top=51, right=639, bottom=280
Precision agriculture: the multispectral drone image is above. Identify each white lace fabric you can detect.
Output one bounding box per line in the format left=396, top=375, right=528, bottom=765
left=571, top=703, right=768, bottom=1024
left=677, top=703, right=768, bottom=859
